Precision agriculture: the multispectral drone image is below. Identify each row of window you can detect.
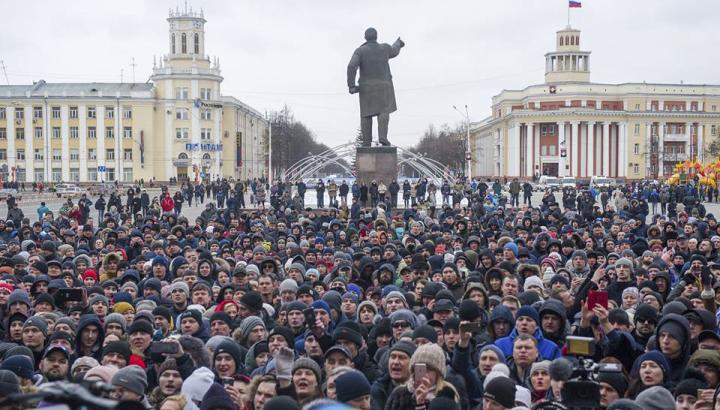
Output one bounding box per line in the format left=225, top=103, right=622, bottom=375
left=172, top=32, right=200, bottom=55
left=0, top=167, right=133, bottom=183
left=534, top=123, right=718, bottom=137
left=174, top=87, right=213, bottom=100
left=175, top=127, right=213, bottom=140
left=175, top=107, right=212, bottom=120
left=0, top=127, right=133, bottom=139
left=0, top=148, right=132, bottom=161
left=0, top=106, right=132, bottom=120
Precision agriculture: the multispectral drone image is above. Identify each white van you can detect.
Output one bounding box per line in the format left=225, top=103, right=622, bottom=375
left=538, top=176, right=561, bottom=191
left=590, top=176, right=613, bottom=188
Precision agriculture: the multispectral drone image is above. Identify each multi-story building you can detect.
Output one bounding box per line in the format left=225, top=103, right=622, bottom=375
left=471, top=25, right=720, bottom=180
left=0, top=6, right=268, bottom=184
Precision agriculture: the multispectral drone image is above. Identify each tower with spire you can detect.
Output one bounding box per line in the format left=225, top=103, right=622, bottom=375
left=544, top=26, right=591, bottom=84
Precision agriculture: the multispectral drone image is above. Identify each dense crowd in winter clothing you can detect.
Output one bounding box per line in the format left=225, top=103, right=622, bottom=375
left=1, top=178, right=720, bottom=410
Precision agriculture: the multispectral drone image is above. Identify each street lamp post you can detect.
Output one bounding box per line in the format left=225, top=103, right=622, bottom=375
left=453, top=105, right=471, bottom=178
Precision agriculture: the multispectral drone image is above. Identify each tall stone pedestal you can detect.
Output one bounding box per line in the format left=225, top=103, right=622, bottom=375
left=356, top=146, right=398, bottom=185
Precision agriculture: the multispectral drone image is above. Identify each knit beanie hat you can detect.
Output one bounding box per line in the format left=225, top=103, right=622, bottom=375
left=104, top=313, right=127, bottom=332
left=479, top=344, right=506, bottom=363
left=523, top=276, right=544, bottom=292
left=103, top=341, right=132, bottom=362
left=530, top=360, right=551, bottom=375
left=239, top=316, right=265, bottom=339
left=596, top=365, right=628, bottom=397
left=333, top=327, right=363, bottom=347
left=390, top=340, right=416, bottom=359
left=23, top=316, right=48, bottom=337
left=483, top=376, right=516, bottom=409
left=458, top=299, right=481, bottom=322
left=606, top=400, right=643, bottom=410
left=239, top=291, right=263, bottom=312
left=84, top=365, right=118, bottom=383
left=292, top=357, right=321, bottom=382
left=264, top=396, right=300, bottom=410
left=633, top=351, right=670, bottom=380
left=634, top=386, right=675, bottom=410
left=515, top=305, right=540, bottom=326
left=111, top=365, right=147, bottom=396
left=0, top=370, right=20, bottom=396
left=335, top=370, right=371, bottom=402
left=673, top=377, right=707, bottom=399
left=200, top=383, right=238, bottom=410
left=412, top=325, right=438, bottom=344
left=214, top=340, right=244, bottom=370
left=181, top=367, right=216, bottom=403
left=7, top=290, right=31, bottom=307
left=113, top=302, right=135, bottom=315
left=410, top=343, right=446, bottom=376
left=158, top=358, right=180, bottom=378
left=279, top=278, right=299, bottom=294
left=549, top=358, right=574, bottom=382
left=71, top=356, right=100, bottom=374
left=128, top=319, right=154, bottom=336
left=427, top=397, right=458, bottom=410
left=0, top=355, right=34, bottom=380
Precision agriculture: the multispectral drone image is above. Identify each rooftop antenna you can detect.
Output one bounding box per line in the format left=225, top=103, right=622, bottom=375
left=0, top=60, right=8, bottom=85
left=130, top=57, right=137, bottom=82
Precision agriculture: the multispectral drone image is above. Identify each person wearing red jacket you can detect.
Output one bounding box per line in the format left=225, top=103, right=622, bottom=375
left=160, top=193, right=175, bottom=213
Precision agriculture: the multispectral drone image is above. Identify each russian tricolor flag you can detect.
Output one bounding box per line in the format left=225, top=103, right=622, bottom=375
left=569, top=1, right=582, bottom=7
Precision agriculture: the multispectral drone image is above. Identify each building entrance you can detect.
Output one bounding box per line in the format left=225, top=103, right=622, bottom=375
left=542, top=162, right=559, bottom=177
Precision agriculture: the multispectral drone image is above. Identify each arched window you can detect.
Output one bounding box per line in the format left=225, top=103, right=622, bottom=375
left=194, top=33, right=199, bottom=54
left=181, top=33, right=187, bottom=53
left=179, top=153, right=188, bottom=159
left=171, top=34, right=176, bottom=54
left=202, top=153, right=211, bottom=160
left=565, top=36, right=569, bottom=45
left=576, top=36, right=580, bottom=46
left=560, top=37, right=564, bottom=46
left=570, top=36, right=575, bottom=45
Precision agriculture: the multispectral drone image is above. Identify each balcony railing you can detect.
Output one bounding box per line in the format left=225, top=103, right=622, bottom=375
left=663, top=152, right=688, bottom=162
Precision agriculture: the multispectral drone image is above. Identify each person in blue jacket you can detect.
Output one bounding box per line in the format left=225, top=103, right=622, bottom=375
left=494, top=305, right=561, bottom=361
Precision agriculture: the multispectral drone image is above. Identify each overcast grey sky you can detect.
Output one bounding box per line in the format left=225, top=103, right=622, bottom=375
left=2, top=0, right=719, bottom=148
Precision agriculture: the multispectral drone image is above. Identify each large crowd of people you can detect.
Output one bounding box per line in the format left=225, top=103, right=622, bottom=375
left=0, top=176, right=718, bottom=410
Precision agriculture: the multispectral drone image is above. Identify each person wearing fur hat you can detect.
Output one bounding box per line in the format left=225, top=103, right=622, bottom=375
left=385, top=343, right=461, bottom=410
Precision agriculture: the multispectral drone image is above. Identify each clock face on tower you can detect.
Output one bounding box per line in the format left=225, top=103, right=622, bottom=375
left=193, top=21, right=202, bottom=29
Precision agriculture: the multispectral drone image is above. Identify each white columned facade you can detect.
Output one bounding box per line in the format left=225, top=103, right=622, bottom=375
left=602, top=122, right=610, bottom=176
left=61, top=105, right=70, bottom=181
left=97, top=106, right=106, bottom=182
left=533, top=124, right=540, bottom=179
left=525, top=124, right=534, bottom=177
left=79, top=105, right=87, bottom=181
left=571, top=121, right=579, bottom=177
left=6, top=107, right=16, bottom=173
left=558, top=122, right=565, bottom=177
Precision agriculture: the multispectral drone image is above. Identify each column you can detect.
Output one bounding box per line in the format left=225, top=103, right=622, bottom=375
left=509, top=124, right=521, bottom=177
left=534, top=124, right=540, bottom=178
left=571, top=122, right=579, bottom=177
left=587, top=122, right=595, bottom=177
left=580, top=122, right=588, bottom=177
left=699, top=124, right=705, bottom=162
left=645, top=123, right=652, bottom=176
left=602, top=122, right=610, bottom=176
left=658, top=122, right=665, bottom=176
left=79, top=105, right=87, bottom=182
left=685, top=122, right=692, bottom=157
left=61, top=105, right=70, bottom=182
left=619, top=123, right=627, bottom=177
left=97, top=106, right=106, bottom=182
left=526, top=123, right=535, bottom=178
left=6, top=107, right=16, bottom=173
left=558, top=122, right=565, bottom=177
left=164, top=79, right=174, bottom=180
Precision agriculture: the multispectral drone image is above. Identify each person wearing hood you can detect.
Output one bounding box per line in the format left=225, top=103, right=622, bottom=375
left=486, top=305, right=514, bottom=342
left=75, top=314, right=105, bottom=361
left=538, top=300, right=568, bottom=347
left=655, top=313, right=692, bottom=383
left=494, top=306, right=561, bottom=361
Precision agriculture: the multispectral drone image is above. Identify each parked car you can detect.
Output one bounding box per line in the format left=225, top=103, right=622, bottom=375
left=88, top=183, right=117, bottom=196
left=560, top=177, right=577, bottom=189
left=590, top=176, right=614, bottom=189
left=537, top=176, right=561, bottom=191
left=55, top=184, right=84, bottom=198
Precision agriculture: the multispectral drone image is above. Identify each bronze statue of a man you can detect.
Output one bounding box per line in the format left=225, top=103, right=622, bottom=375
left=347, top=28, right=405, bottom=147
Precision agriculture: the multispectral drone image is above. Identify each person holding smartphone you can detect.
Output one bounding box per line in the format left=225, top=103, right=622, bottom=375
left=385, top=343, right=461, bottom=410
